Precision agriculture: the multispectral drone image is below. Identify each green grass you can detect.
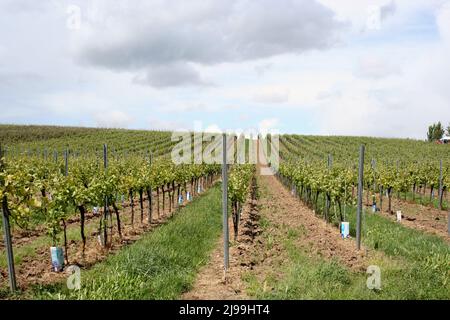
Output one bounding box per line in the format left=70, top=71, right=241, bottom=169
left=346, top=207, right=449, bottom=263
left=25, top=185, right=223, bottom=300
left=246, top=177, right=450, bottom=300
left=247, top=233, right=449, bottom=299
left=401, top=191, right=448, bottom=210
left=373, top=190, right=449, bottom=211
left=246, top=237, right=370, bottom=300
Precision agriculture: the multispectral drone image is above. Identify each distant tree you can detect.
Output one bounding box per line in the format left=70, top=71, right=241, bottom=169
left=427, top=122, right=445, bottom=142
left=427, top=124, right=435, bottom=142
left=447, top=123, right=450, bottom=136
left=436, top=122, right=445, bottom=139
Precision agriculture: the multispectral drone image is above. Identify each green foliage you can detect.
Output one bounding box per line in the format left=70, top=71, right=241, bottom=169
left=280, top=134, right=449, bottom=164
left=30, top=185, right=223, bottom=300
left=427, top=122, right=445, bottom=142
left=279, top=134, right=449, bottom=212
left=0, top=124, right=101, bottom=144
left=2, top=125, right=177, bottom=159
left=0, top=148, right=220, bottom=247
left=228, top=165, right=254, bottom=205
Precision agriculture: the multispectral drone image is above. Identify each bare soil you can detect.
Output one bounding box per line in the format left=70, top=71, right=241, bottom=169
left=183, top=177, right=259, bottom=300
left=260, top=174, right=368, bottom=271
left=183, top=170, right=369, bottom=300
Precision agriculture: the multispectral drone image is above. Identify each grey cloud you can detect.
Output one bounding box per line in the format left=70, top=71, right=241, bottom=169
left=255, top=63, right=273, bottom=77
left=0, top=72, right=48, bottom=111
left=75, top=0, right=345, bottom=87
left=227, top=0, right=344, bottom=59
left=132, top=63, right=212, bottom=88
left=0, top=72, right=53, bottom=123
left=0, top=72, right=45, bottom=88
left=380, top=1, right=396, bottom=20
left=1, top=0, right=42, bottom=12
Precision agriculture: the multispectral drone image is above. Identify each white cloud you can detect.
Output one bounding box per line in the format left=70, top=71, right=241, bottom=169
left=94, top=110, right=134, bottom=128
left=436, top=2, right=450, bottom=47
left=317, top=0, right=442, bottom=35
left=253, top=88, right=290, bottom=104
left=259, top=118, right=280, bottom=136
left=355, top=56, right=402, bottom=79
left=40, top=92, right=111, bottom=116
left=204, top=124, right=222, bottom=134
left=148, top=118, right=188, bottom=131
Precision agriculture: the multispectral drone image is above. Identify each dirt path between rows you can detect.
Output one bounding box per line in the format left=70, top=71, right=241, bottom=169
left=369, top=193, right=450, bottom=240
left=260, top=173, right=368, bottom=271
left=183, top=176, right=259, bottom=300
left=183, top=169, right=369, bottom=300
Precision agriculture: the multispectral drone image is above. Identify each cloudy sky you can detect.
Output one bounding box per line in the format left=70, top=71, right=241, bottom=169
left=0, top=0, right=449, bottom=138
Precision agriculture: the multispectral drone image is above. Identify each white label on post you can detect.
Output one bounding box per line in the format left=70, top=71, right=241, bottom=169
left=396, top=211, right=402, bottom=222
left=50, top=247, right=64, bottom=272
left=341, top=222, right=350, bottom=239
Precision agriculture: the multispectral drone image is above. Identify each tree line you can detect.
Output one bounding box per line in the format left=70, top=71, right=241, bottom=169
left=427, top=122, right=450, bottom=142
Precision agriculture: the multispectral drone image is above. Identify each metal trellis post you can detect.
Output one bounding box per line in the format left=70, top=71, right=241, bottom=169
left=439, top=159, right=443, bottom=210
left=103, top=144, right=108, bottom=246
left=356, top=145, right=365, bottom=251
left=0, top=145, right=17, bottom=293
left=325, top=154, right=332, bottom=221
left=64, top=149, right=69, bottom=177
left=222, top=134, right=229, bottom=272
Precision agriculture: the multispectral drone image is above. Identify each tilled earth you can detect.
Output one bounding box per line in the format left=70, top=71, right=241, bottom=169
left=183, top=170, right=370, bottom=300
